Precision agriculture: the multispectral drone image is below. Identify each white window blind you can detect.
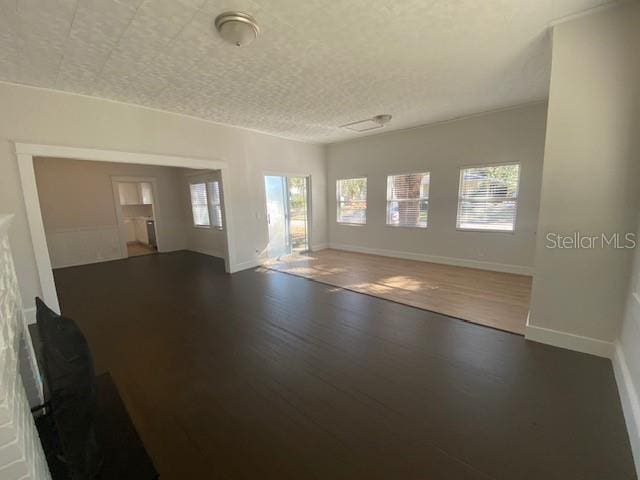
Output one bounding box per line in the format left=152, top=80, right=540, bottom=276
left=386, top=172, right=430, bottom=228
left=208, top=181, right=223, bottom=228
left=190, top=183, right=210, bottom=227
left=337, top=178, right=367, bottom=224
left=457, top=164, right=520, bottom=231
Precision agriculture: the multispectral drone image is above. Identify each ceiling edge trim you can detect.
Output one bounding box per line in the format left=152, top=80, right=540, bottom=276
left=548, top=0, right=620, bottom=27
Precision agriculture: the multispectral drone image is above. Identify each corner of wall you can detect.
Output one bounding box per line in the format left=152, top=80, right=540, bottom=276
left=524, top=314, right=614, bottom=358
left=613, top=342, right=640, bottom=475
left=230, top=258, right=262, bottom=273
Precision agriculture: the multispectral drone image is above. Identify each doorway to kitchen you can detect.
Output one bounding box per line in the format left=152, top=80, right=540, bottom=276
left=264, top=175, right=310, bottom=259
left=112, top=177, right=160, bottom=258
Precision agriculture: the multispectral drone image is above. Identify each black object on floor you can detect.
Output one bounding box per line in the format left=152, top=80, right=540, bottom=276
left=36, top=372, right=158, bottom=480
left=35, top=297, right=103, bottom=479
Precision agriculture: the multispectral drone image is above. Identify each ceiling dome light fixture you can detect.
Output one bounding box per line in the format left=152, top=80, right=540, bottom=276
left=214, top=11, right=260, bottom=47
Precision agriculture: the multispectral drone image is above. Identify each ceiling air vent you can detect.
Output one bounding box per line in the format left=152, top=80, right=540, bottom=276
left=340, top=114, right=392, bottom=133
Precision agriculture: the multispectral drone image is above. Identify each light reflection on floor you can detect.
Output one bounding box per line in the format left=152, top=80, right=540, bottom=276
left=261, top=249, right=532, bottom=334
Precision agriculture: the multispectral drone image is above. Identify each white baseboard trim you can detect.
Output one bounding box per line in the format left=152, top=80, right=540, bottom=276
left=52, top=248, right=189, bottom=269
left=613, top=342, right=640, bottom=474
left=186, top=248, right=226, bottom=260
left=311, top=243, right=329, bottom=251
left=23, top=307, right=37, bottom=325
left=52, top=253, right=124, bottom=270
left=327, top=242, right=533, bottom=275
left=524, top=322, right=614, bottom=358
left=229, top=258, right=263, bottom=273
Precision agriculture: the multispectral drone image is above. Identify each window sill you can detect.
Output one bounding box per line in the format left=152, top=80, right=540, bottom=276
left=456, top=227, right=515, bottom=234
left=385, top=224, right=428, bottom=230
left=337, top=222, right=366, bottom=226
left=193, top=225, right=224, bottom=231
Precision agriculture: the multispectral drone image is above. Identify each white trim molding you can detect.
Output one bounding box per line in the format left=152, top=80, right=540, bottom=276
left=524, top=321, right=614, bottom=358
left=187, top=248, right=226, bottom=260
left=634, top=292, right=640, bottom=312
left=310, top=243, right=329, bottom=252
left=548, top=1, right=619, bottom=27
left=230, top=258, right=263, bottom=273
left=613, top=342, right=640, bottom=474
left=327, top=242, right=533, bottom=276
left=22, top=307, right=37, bottom=326
left=15, top=142, right=236, bottom=314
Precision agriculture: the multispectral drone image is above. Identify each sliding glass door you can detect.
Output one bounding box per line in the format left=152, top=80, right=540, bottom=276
left=264, top=175, right=310, bottom=258
left=265, top=175, right=290, bottom=258
left=287, top=177, right=309, bottom=253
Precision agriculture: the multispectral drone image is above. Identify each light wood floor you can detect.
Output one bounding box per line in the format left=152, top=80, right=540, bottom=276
left=127, top=242, right=157, bottom=257
left=267, top=249, right=532, bottom=334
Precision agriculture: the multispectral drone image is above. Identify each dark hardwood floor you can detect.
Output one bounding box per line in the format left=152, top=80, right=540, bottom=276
left=53, top=251, right=636, bottom=480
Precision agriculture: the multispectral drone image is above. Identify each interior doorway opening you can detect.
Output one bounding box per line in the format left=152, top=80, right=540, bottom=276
left=264, top=175, right=310, bottom=259
left=113, top=178, right=159, bottom=258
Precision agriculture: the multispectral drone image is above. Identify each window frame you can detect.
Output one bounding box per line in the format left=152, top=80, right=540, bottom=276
left=190, top=182, right=211, bottom=229
left=385, top=171, right=431, bottom=229
left=208, top=180, right=224, bottom=230
left=455, top=161, right=521, bottom=233
left=189, top=179, right=224, bottom=231
left=336, top=176, right=368, bottom=226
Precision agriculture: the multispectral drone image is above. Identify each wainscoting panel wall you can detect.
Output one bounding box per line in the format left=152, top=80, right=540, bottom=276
left=45, top=225, right=123, bottom=269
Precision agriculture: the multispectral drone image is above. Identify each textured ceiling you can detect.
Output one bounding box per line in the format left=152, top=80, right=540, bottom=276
left=0, top=0, right=612, bottom=143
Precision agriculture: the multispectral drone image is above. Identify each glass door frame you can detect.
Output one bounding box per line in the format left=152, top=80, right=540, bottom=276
left=264, top=175, right=291, bottom=258
left=263, top=173, right=312, bottom=259
left=286, top=175, right=311, bottom=254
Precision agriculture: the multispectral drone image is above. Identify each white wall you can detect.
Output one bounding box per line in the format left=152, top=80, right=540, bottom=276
left=33, top=158, right=188, bottom=268
left=0, top=82, right=327, bottom=310
left=527, top=2, right=640, bottom=353
left=326, top=103, right=547, bottom=274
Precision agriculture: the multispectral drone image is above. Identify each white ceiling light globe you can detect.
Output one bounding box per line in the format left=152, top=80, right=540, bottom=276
left=214, top=12, right=260, bottom=47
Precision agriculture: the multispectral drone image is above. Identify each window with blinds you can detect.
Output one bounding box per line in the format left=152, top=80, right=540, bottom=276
left=190, top=183, right=210, bottom=227
left=208, top=181, right=223, bottom=229
left=456, top=163, right=520, bottom=232
left=190, top=181, right=224, bottom=229
left=336, top=177, right=367, bottom=224
left=386, top=172, right=430, bottom=228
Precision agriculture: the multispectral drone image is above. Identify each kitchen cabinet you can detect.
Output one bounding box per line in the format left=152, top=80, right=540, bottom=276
left=140, top=182, right=153, bottom=204
left=133, top=218, right=149, bottom=245
left=125, top=220, right=135, bottom=242
left=118, top=182, right=153, bottom=205
left=124, top=217, right=151, bottom=245
left=118, top=183, right=139, bottom=205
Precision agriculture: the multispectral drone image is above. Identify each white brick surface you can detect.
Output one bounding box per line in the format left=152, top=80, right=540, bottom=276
left=0, top=215, right=51, bottom=480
